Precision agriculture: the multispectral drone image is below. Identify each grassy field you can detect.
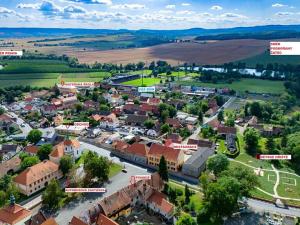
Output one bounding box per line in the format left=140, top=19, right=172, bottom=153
left=122, top=78, right=162, bottom=86
left=277, top=172, right=300, bottom=199
left=238, top=50, right=300, bottom=67
left=129, top=70, right=152, bottom=75
left=177, top=78, right=285, bottom=94
left=109, top=163, right=123, bottom=178
left=0, top=59, right=98, bottom=74
left=0, top=71, right=110, bottom=88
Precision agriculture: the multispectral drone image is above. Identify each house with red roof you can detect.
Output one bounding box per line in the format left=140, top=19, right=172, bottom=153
left=126, top=142, right=149, bottom=164
left=148, top=143, right=184, bottom=172
left=147, top=98, right=162, bottom=105
left=49, top=139, right=82, bottom=164
left=147, top=190, right=174, bottom=220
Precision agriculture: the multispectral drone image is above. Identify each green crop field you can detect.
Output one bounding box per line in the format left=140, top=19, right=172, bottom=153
left=237, top=51, right=300, bottom=67
left=0, top=59, right=99, bottom=74
left=122, top=78, right=162, bottom=86
left=177, top=78, right=285, bottom=94
left=0, top=71, right=111, bottom=88
left=129, top=70, right=152, bottom=75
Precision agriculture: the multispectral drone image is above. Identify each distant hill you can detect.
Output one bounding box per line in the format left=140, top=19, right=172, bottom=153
left=1, top=25, right=300, bottom=38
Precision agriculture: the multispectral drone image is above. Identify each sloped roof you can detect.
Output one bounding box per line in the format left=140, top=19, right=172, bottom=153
left=149, top=143, right=181, bottom=162
left=97, top=214, right=119, bottom=225
left=0, top=204, right=31, bottom=225
left=147, top=190, right=174, bottom=215
left=126, top=142, right=149, bottom=157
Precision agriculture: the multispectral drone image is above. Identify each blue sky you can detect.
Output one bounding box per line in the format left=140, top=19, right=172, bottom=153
left=0, top=0, right=300, bottom=29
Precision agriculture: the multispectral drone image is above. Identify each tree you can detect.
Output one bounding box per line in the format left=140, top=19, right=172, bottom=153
left=217, top=111, right=224, bottom=122
left=0, top=191, right=6, bottom=207
left=160, top=123, right=170, bottom=134
left=266, top=137, right=275, bottom=152
left=250, top=102, right=262, bottom=118
left=21, top=156, right=40, bottom=170
left=144, top=119, right=155, bottom=129
left=184, top=184, right=191, bottom=204
left=199, top=172, right=210, bottom=198
left=158, top=156, right=168, bottom=181
left=281, top=135, right=287, bottom=148
left=205, top=177, right=241, bottom=219
left=244, top=128, right=260, bottom=155
left=27, top=129, right=42, bottom=144
left=0, top=107, right=5, bottom=115
left=198, top=111, right=203, bottom=124
left=221, top=167, right=259, bottom=197
left=122, top=95, right=128, bottom=101
left=59, top=155, right=73, bottom=176
left=206, top=154, right=229, bottom=176
left=37, top=144, right=53, bottom=161
left=42, top=179, right=64, bottom=210
left=176, top=214, right=197, bottom=225
left=83, top=151, right=110, bottom=183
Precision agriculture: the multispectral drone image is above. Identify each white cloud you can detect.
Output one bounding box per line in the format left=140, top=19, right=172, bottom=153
left=166, top=5, right=176, bottom=9
left=181, top=3, right=190, bottom=7
left=65, top=0, right=112, bottom=5
left=220, top=13, right=247, bottom=19
left=272, top=3, right=287, bottom=8
left=17, top=3, right=41, bottom=9
left=211, top=5, right=223, bottom=11
left=111, top=4, right=146, bottom=10
left=176, top=10, right=195, bottom=15
left=275, top=11, right=294, bottom=16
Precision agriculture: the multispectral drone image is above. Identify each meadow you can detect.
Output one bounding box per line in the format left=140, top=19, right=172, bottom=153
left=177, top=78, right=285, bottom=94
left=122, top=78, right=162, bottom=86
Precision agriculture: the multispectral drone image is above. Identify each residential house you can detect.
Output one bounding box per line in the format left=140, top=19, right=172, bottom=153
left=0, top=156, right=21, bottom=178
left=182, top=147, right=214, bottom=177
left=0, top=196, right=32, bottom=225
left=165, top=118, right=182, bottom=129
left=185, top=116, right=198, bottom=125
left=146, top=129, right=158, bottom=137
left=25, top=211, right=57, bottom=225
left=123, top=104, right=140, bottom=114
left=99, top=113, right=119, bottom=130
left=53, top=115, right=64, bottom=126
left=147, top=98, right=162, bottom=106
left=24, top=146, right=39, bottom=156
left=49, top=139, right=82, bottom=164
left=41, top=105, right=57, bottom=116
left=262, top=126, right=283, bottom=137
left=148, top=143, right=184, bottom=172
left=217, top=126, right=237, bottom=136
left=187, top=138, right=215, bottom=149
left=55, top=125, right=86, bottom=136
left=207, top=118, right=221, bottom=130
left=97, top=214, right=119, bottom=225
left=0, top=114, right=17, bottom=133
left=125, top=115, right=148, bottom=126
left=37, top=127, right=57, bottom=146
left=13, top=160, right=63, bottom=196
left=61, top=95, right=78, bottom=109
left=69, top=216, right=88, bottom=225
left=126, top=142, right=149, bottom=164
left=147, top=190, right=174, bottom=220
left=166, top=133, right=182, bottom=143
left=83, top=100, right=98, bottom=110
left=0, top=144, right=20, bottom=160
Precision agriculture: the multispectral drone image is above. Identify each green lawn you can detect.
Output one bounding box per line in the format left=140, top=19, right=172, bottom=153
left=129, top=70, right=152, bottom=75
left=177, top=78, right=285, bottom=94
left=277, top=172, right=300, bottom=199
left=122, top=78, right=162, bottom=86
left=109, top=163, right=123, bottom=178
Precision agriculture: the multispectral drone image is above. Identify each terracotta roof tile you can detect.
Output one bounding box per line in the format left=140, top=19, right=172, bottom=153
left=97, top=214, right=119, bottom=225
left=0, top=204, right=31, bottom=225
left=69, top=216, right=88, bottom=225
left=13, top=160, right=59, bottom=186
left=149, top=143, right=181, bottom=162
left=25, top=146, right=39, bottom=155
left=147, top=190, right=174, bottom=215
left=126, top=142, right=149, bottom=157
left=40, top=218, right=58, bottom=225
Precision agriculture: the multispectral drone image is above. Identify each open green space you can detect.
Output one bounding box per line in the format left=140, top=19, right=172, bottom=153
left=108, top=163, right=123, bottom=178
left=238, top=51, right=300, bottom=67
left=129, top=70, right=152, bottom=75
left=0, top=59, right=98, bottom=74
left=177, top=78, right=285, bottom=94
left=277, top=172, right=300, bottom=199
left=0, top=71, right=110, bottom=88
left=122, top=78, right=162, bottom=86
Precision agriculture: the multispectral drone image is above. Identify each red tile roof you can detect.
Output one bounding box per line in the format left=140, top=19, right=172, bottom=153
left=97, top=214, right=119, bottom=225
left=147, top=191, right=174, bottom=215
left=166, top=118, right=182, bottom=128
left=217, top=126, right=237, bottom=135
left=69, top=216, right=88, bottom=225
left=25, top=146, right=39, bottom=155
left=149, top=143, right=181, bottom=162
left=0, top=204, right=31, bottom=225
left=13, top=160, right=59, bottom=186
left=126, top=142, right=149, bottom=157
left=112, top=140, right=129, bottom=152
left=41, top=218, right=58, bottom=225
left=24, top=105, right=33, bottom=111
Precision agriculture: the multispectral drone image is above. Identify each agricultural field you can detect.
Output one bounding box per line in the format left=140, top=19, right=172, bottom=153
left=177, top=78, right=285, bottom=94
left=0, top=59, right=97, bottom=74
left=0, top=71, right=110, bottom=88
left=122, top=78, right=162, bottom=86
left=129, top=70, right=152, bottom=75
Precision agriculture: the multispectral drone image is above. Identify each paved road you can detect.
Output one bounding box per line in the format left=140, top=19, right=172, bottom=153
left=246, top=198, right=300, bottom=217
left=54, top=142, right=151, bottom=225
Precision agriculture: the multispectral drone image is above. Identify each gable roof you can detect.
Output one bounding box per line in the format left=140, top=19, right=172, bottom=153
left=112, top=140, right=129, bottom=152
left=49, top=144, right=64, bottom=158
left=97, top=214, right=119, bottom=225
left=126, top=142, right=149, bottom=157
left=149, top=143, right=181, bottom=162
left=69, top=216, right=88, bottom=225
left=13, top=160, right=59, bottom=186
left=25, top=146, right=39, bottom=155
left=187, top=138, right=214, bottom=148
left=147, top=190, right=174, bottom=215
left=217, top=126, right=237, bottom=135
left=0, top=204, right=31, bottom=225
left=125, top=115, right=148, bottom=124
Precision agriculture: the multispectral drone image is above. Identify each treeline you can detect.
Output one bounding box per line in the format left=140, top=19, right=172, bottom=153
left=195, top=31, right=300, bottom=40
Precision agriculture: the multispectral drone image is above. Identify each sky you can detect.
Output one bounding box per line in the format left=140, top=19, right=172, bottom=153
left=0, top=0, right=300, bottom=29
